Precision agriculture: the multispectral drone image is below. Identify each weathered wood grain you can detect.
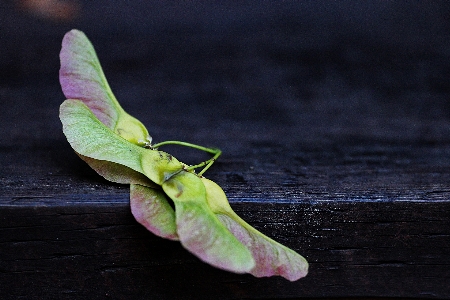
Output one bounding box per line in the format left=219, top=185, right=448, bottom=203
left=1, top=198, right=449, bottom=299
left=2, top=141, right=449, bottom=299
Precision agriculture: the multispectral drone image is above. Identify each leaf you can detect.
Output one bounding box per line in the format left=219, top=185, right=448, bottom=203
left=59, top=29, right=308, bottom=281
left=162, top=171, right=255, bottom=273
left=60, top=29, right=151, bottom=146
left=60, top=99, right=184, bottom=185
left=130, top=184, right=179, bottom=240
left=202, top=178, right=309, bottom=281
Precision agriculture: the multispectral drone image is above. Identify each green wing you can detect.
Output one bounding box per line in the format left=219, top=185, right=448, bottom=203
left=163, top=171, right=255, bottom=273
left=60, top=99, right=183, bottom=185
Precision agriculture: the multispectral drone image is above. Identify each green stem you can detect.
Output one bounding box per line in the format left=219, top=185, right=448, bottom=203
left=152, top=140, right=221, bottom=176
left=187, top=149, right=222, bottom=176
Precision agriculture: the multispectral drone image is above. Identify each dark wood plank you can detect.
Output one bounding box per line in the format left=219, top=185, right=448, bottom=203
left=2, top=142, right=449, bottom=298
left=1, top=1, right=450, bottom=299
left=2, top=197, right=449, bottom=299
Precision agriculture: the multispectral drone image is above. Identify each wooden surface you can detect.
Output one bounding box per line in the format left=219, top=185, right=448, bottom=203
left=1, top=2, right=450, bottom=299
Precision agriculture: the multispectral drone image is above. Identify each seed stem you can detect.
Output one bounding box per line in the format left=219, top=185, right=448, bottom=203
left=152, top=140, right=221, bottom=176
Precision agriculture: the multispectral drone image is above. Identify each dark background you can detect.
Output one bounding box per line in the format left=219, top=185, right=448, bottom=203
left=1, top=2, right=450, bottom=299
left=1, top=1, right=450, bottom=151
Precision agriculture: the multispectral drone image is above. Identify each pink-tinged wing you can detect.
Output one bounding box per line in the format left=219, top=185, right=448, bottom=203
left=60, top=29, right=118, bottom=129
left=59, top=29, right=151, bottom=146
left=202, top=178, right=308, bottom=281
left=162, top=171, right=255, bottom=274
left=216, top=214, right=308, bottom=281
left=130, top=184, right=178, bottom=241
